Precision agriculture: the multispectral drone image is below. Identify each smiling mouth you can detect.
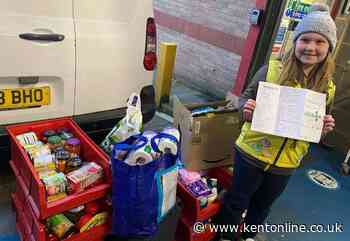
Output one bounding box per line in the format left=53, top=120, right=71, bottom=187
left=302, top=52, right=316, bottom=56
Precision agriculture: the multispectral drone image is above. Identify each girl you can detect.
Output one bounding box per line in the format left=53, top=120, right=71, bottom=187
left=214, top=3, right=337, bottom=241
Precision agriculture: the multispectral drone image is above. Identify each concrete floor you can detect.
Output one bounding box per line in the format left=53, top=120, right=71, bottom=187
left=264, top=144, right=349, bottom=241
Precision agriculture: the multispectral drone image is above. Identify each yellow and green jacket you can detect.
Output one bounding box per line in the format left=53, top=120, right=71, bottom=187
left=235, top=61, right=336, bottom=175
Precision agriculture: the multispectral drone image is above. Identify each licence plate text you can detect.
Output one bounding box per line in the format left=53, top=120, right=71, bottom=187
left=0, top=86, right=50, bottom=110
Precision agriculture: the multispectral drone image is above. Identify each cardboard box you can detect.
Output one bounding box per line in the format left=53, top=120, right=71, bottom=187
left=173, top=96, right=241, bottom=171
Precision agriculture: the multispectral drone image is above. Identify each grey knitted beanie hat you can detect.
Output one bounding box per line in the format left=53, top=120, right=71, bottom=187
left=293, top=3, right=337, bottom=51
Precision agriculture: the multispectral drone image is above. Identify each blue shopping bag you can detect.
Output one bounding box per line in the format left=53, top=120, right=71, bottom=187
left=111, top=133, right=179, bottom=238
left=151, top=133, right=180, bottom=223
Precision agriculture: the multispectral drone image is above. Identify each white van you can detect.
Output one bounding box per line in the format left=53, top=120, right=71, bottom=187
left=0, top=0, right=157, bottom=155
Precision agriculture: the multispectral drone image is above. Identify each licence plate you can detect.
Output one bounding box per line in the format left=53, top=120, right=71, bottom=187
left=0, top=86, right=50, bottom=110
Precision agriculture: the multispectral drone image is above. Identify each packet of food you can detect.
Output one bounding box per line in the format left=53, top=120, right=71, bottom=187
left=100, top=93, right=142, bottom=154
left=80, top=212, right=108, bottom=232
left=33, top=153, right=56, bottom=172
left=47, top=214, right=75, bottom=239
left=66, top=162, right=103, bottom=193
left=16, top=132, right=38, bottom=147
left=42, top=172, right=67, bottom=197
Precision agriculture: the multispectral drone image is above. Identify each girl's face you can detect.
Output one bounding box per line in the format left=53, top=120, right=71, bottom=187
left=295, top=32, right=330, bottom=67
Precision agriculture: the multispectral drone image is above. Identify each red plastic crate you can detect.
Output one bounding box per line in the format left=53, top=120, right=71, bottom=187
left=16, top=222, right=26, bottom=241
left=177, top=168, right=233, bottom=222
left=175, top=216, right=216, bottom=241
left=7, top=117, right=111, bottom=219
left=12, top=192, right=110, bottom=241
left=177, top=167, right=232, bottom=221
left=10, top=158, right=110, bottom=220
left=12, top=194, right=31, bottom=241
left=13, top=197, right=25, bottom=241
left=12, top=162, right=28, bottom=210
left=10, top=161, right=32, bottom=226
left=177, top=182, right=221, bottom=222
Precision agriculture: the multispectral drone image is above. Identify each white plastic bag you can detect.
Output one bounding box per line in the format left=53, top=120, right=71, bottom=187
left=100, top=93, right=143, bottom=154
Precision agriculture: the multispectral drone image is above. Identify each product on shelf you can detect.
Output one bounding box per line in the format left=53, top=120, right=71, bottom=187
left=179, top=169, right=222, bottom=210
left=64, top=138, right=81, bottom=157
left=79, top=212, right=108, bottom=233
left=16, top=131, right=38, bottom=146
left=41, top=172, right=68, bottom=203
left=65, top=156, right=83, bottom=173
left=46, top=214, right=75, bottom=239
left=48, top=136, right=64, bottom=151
left=45, top=199, right=109, bottom=239
left=66, top=162, right=104, bottom=194
left=15, top=128, right=105, bottom=204
left=55, top=150, right=70, bottom=173
left=43, top=129, right=57, bottom=143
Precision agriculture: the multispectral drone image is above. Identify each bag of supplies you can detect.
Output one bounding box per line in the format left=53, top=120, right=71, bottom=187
left=111, top=132, right=179, bottom=238
left=100, top=93, right=143, bottom=155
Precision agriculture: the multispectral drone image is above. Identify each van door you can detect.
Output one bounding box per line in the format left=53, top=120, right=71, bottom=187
left=73, top=0, right=154, bottom=115
left=0, top=0, right=75, bottom=125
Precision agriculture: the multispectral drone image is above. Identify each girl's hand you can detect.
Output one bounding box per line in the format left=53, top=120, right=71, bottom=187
left=322, top=114, right=335, bottom=136
left=243, top=99, right=256, bottom=122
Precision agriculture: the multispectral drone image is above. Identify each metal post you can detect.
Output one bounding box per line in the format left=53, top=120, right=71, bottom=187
left=155, top=42, right=177, bottom=107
